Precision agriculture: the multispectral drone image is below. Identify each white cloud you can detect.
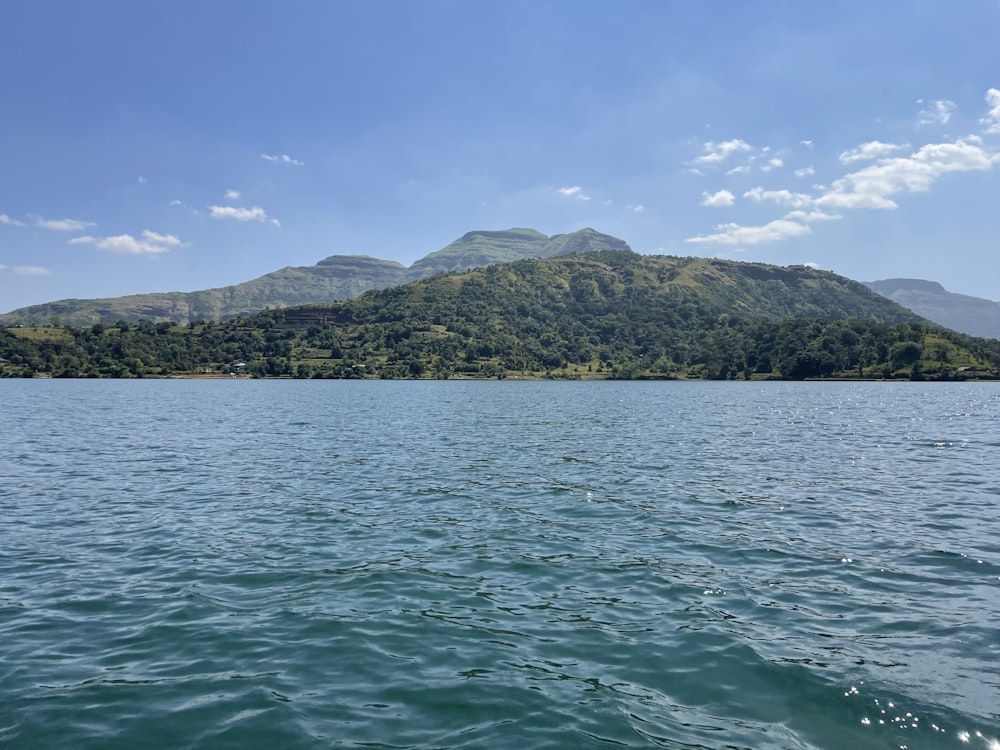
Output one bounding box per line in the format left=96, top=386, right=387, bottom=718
left=34, top=216, right=96, bottom=231
left=261, top=153, right=304, bottom=166
left=70, top=230, right=182, bottom=255
left=685, top=218, right=811, bottom=246
left=13, top=265, right=52, bottom=276
left=917, top=99, right=956, bottom=126
left=743, top=187, right=813, bottom=208
left=1, top=213, right=27, bottom=226
left=626, top=204, right=645, bottom=213
left=784, top=209, right=841, bottom=223
left=800, top=140, right=814, bottom=148
left=981, top=88, right=1000, bottom=134
left=557, top=186, right=590, bottom=201
left=725, top=164, right=751, bottom=175
left=700, top=189, right=735, bottom=207
left=209, top=205, right=272, bottom=221
left=694, top=139, right=752, bottom=165
left=142, top=231, right=183, bottom=246
left=169, top=199, right=185, bottom=207
left=818, top=137, right=999, bottom=210
left=838, top=140, right=908, bottom=163
left=760, top=157, right=784, bottom=172
left=794, top=166, right=815, bottom=177
left=225, top=189, right=241, bottom=200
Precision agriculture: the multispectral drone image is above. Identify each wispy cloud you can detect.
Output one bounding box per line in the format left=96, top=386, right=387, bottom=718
left=686, top=218, right=812, bottom=246
left=557, top=186, right=590, bottom=201
left=694, top=141, right=784, bottom=174
left=784, top=209, right=840, bottom=223
left=138, top=176, right=148, bottom=184
left=261, top=153, right=304, bottom=166
left=225, top=189, right=241, bottom=200
left=981, top=88, right=1000, bottom=134
left=69, top=230, right=183, bottom=255
left=700, top=189, right=735, bottom=207
left=743, top=187, right=813, bottom=208
left=34, top=216, right=96, bottom=231
left=209, top=205, right=278, bottom=223
left=794, top=166, right=815, bottom=178
left=0, top=213, right=27, bottom=226
left=693, top=139, right=752, bottom=165
left=917, top=99, right=956, bottom=126
left=169, top=199, right=185, bottom=207
left=12, top=265, right=52, bottom=276
left=838, top=140, right=908, bottom=164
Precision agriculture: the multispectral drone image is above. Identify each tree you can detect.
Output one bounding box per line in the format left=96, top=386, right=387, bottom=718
left=889, top=341, right=922, bottom=370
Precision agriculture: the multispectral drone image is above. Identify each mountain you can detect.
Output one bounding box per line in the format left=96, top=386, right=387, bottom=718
left=864, top=279, right=1000, bottom=339
left=0, top=228, right=630, bottom=327
left=405, top=227, right=632, bottom=277
left=0, top=255, right=410, bottom=329
left=9, top=250, right=997, bottom=381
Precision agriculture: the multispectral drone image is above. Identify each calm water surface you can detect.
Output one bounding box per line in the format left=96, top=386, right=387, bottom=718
left=2, top=380, right=999, bottom=749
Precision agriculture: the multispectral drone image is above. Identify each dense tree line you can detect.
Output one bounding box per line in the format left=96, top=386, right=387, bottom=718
left=2, top=252, right=999, bottom=380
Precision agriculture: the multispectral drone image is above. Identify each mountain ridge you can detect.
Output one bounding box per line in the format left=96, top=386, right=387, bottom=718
left=3, top=227, right=996, bottom=341
left=0, top=228, right=630, bottom=326
left=6, top=250, right=999, bottom=381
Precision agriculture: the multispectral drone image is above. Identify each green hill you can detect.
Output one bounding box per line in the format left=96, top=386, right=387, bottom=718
left=0, top=228, right=629, bottom=327
left=5, top=250, right=998, bottom=381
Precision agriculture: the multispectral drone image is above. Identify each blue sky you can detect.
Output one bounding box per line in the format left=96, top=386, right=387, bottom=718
left=2, top=1, right=999, bottom=313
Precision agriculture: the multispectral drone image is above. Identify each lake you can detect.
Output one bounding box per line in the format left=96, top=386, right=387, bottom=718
left=2, top=380, right=998, bottom=749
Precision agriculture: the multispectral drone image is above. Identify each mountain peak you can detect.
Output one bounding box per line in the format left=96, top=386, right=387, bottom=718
left=457, top=228, right=547, bottom=243
left=406, top=227, right=631, bottom=278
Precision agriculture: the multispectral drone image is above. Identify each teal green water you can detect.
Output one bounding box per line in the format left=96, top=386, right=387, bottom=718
left=2, top=380, right=998, bottom=749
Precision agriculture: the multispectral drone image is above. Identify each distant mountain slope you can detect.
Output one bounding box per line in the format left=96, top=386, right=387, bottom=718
left=2, top=256, right=409, bottom=329
left=865, top=279, right=1000, bottom=339
left=0, top=228, right=630, bottom=326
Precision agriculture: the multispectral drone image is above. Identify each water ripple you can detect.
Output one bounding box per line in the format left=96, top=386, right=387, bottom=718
left=2, top=380, right=999, bottom=748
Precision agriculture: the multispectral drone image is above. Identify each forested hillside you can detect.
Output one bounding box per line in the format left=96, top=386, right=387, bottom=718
left=3, top=251, right=999, bottom=381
